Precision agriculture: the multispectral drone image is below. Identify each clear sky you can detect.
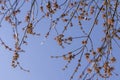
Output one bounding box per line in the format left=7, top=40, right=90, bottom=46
left=0, top=0, right=120, bottom=80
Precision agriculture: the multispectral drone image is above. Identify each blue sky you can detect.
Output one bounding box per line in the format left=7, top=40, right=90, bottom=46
left=0, top=0, right=120, bottom=80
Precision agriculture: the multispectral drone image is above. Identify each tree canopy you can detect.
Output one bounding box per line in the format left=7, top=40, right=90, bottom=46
left=0, top=0, right=120, bottom=80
